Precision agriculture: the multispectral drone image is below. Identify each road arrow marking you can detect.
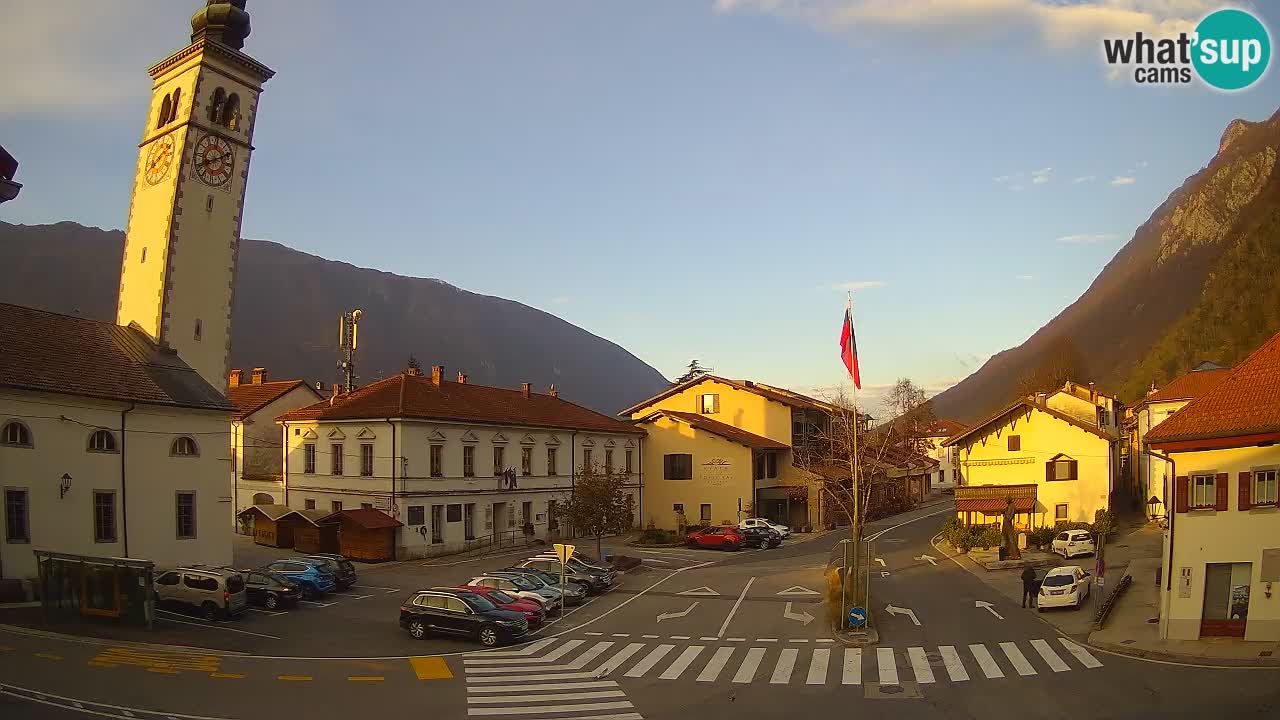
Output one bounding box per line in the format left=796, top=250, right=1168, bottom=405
left=880, top=571, right=891, bottom=578
left=975, top=601, right=1004, bottom=620
left=885, top=604, right=921, bottom=626
left=782, top=602, right=815, bottom=625
left=875, top=558, right=886, bottom=567
left=657, top=602, right=699, bottom=622
left=776, top=586, right=820, bottom=597
left=915, top=554, right=938, bottom=566
left=678, top=586, right=720, bottom=597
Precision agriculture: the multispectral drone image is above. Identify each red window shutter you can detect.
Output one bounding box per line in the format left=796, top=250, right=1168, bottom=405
left=1045, top=462, right=1053, bottom=484
left=1239, top=471, right=1252, bottom=511
left=1069, top=460, right=1079, bottom=481
left=1175, top=476, right=1189, bottom=513
left=1215, top=473, right=1229, bottom=511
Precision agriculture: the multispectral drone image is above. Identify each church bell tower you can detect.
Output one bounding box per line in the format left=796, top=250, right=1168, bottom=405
left=117, top=0, right=273, bottom=394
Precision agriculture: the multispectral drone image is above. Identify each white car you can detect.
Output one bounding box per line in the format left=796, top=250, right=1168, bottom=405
left=1052, top=530, right=1096, bottom=559
left=739, top=517, right=790, bottom=538
left=466, top=575, right=562, bottom=614
left=1037, top=566, right=1092, bottom=610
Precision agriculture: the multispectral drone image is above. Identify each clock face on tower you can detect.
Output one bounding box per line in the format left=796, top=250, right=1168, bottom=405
left=144, top=134, right=175, bottom=186
left=192, top=133, right=235, bottom=188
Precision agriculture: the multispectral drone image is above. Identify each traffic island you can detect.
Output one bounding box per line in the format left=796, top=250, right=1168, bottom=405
left=831, top=609, right=878, bottom=647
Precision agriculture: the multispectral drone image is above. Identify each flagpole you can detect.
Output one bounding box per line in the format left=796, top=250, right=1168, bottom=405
left=847, top=291, right=860, bottom=543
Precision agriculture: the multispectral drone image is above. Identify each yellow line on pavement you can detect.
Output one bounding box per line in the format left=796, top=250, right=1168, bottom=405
left=146, top=668, right=179, bottom=674
left=87, top=661, right=117, bottom=668
left=347, top=676, right=385, bottom=682
left=210, top=672, right=245, bottom=679
left=409, top=656, right=453, bottom=680
left=277, top=675, right=313, bottom=682
left=34, top=652, right=62, bottom=661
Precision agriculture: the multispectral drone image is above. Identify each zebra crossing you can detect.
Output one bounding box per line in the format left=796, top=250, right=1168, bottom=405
left=463, top=637, right=644, bottom=719
left=463, top=635, right=1104, bottom=698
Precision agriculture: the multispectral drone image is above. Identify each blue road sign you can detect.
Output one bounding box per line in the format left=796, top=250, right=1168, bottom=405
left=848, top=606, right=867, bottom=628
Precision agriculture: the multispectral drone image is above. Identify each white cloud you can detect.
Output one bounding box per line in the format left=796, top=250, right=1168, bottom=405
left=993, top=174, right=1016, bottom=184
left=1111, top=175, right=1137, bottom=185
left=830, top=280, right=888, bottom=291
left=1015, top=274, right=1037, bottom=280
left=714, top=1, right=1209, bottom=48
left=1071, top=175, right=1097, bottom=184
left=1055, top=233, right=1113, bottom=244
left=1031, top=167, right=1052, bottom=184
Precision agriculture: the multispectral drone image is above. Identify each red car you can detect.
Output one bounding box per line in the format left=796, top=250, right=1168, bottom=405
left=455, top=585, right=546, bottom=629
left=686, top=526, right=744, bottom=551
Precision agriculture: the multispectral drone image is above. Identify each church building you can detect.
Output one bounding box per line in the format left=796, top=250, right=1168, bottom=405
left=0, top=2, right=273, bottom=588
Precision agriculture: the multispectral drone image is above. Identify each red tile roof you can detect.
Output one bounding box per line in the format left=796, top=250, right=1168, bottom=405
left=620, top=375, right=836, bottom=416
left=942, top=399, right=1113, bottom=447
left=320, top=508, right=402, bottom=530
left=0, top=303, right=234, bottom=412
left=1147, top=332, right=1280, bottom=444
left=638, top=410, right=789, bottom=450
left=1139, top=368, right=1232, bottom=405
left=277, top=373, right=644, bottom=435
left=227, top=380, right=319, bottom=421
left=923, top=419, right=969, bottom=438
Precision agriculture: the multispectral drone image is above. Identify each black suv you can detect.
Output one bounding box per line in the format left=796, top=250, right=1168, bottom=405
left=399, top=588, right=528, bottom=647
left=302, top=554, right=357, bottom=590
left=739, top=525, right=782, bottom=549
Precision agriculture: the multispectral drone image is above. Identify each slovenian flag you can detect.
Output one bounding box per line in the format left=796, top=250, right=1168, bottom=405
left=839, top=301, right=861, bottom=389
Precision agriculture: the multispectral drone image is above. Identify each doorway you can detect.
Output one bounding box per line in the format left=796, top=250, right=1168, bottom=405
left=1201, top=562, right=1251, bottom=637
left=464, top=503, right=475, bottom=541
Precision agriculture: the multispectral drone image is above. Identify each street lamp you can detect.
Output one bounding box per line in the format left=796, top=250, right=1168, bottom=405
left=1146, top=495, right=1163, bottom=522
left=60, top=473, right=72, bottom=499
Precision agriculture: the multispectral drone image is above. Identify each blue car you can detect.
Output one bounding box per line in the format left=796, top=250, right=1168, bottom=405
left=262, top=559, right=336, bottom=600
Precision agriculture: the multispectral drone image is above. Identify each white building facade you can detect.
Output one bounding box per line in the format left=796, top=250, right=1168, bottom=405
left=227, top=369, right=322, bottom=527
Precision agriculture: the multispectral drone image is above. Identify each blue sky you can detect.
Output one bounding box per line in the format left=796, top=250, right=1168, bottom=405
left=3, top=1, right=1277, bottom=410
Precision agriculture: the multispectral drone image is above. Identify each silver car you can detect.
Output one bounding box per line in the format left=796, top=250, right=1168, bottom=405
left=154, top=566, right=248, bottom=620
left=468, top=573, right=563, bottom=614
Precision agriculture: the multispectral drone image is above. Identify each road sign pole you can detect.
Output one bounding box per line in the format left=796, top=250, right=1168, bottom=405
left=840, top=539, right=849, bottom=630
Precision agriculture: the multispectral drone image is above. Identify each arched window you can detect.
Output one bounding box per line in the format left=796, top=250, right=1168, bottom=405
left=1, top=421, right=33, bottom=448
left=88, top=429, right=118, bottom=453
left=252, top=493, right=274, bottom=505
left=171, top=436, right=199, bottom=457
left=193, top=319, right=202, bottom=341
left=157, top=93, right=172, bottom=130
left=222, top=93, right=240, bottom=130
left=208, top=88, right=226, bottom=124
left=167, top=87, right=182, bottom=124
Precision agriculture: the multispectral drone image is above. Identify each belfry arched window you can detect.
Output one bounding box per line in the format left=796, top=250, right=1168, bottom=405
left=157, top=94, right=172, bottom=130
left=208, top=88, right=226, bottom=124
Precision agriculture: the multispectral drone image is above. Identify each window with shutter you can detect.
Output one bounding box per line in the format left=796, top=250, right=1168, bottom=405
left=1214, top=472, right=1229, bottom=511
left=1191, top=474, right=1215, bottom=509
left=1239, top=471, right=1252, bottom=511
left=1175, top=475, right=1190, bottom=513
left=1007, top=435, right=1020, bottom=452
left=1253, top=469, right=1279, bottom=505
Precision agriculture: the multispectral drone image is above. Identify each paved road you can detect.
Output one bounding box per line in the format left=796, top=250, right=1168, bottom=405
left=3, top=503, right=1278, bottom=719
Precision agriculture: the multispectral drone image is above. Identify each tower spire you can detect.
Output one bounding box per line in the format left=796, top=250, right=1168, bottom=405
left=190, top=0, right=252, bottom=50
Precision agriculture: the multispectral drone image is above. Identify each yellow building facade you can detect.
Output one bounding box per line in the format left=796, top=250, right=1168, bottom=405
left=624, top=377, right=825, bottom=531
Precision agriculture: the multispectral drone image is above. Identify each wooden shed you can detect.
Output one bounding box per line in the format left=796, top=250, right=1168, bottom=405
left=320, top=509, right=403, bottom=562
left=238, top=504, right=295, bottom=548
left=283, top=509, right=340, bottom=555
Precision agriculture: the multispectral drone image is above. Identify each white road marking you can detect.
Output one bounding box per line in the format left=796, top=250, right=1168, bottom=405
left=610, top=634, right=630, bottom=638
left=468, top=690, right=626, bottom=704
left=717, top=576, right=756, bottom=637
left=465, top=639, right=584, bottom=665
left=469, top=681, right=618, bottom=693
left=641, top=558, right=671, bottom=565
left=671, top=635, right=691, bottom=640
left=677, top=586, right=720, bottom=597
left=788, top=639, right=810, bottom=643
left=155, top=614, right=280, bottom=639
left=938, top=646, right=969, bottom=682
left=330, top=593, right=374, bottom=599
left=876, top=648, right=898, bottom=685
left=770, top=648, right=799, bottom=684
left=586, top=632, right=604, bottom=636
left=866, top=506, right=954, bottom=541
left=468, top=672, right=597, bottom=683
left=1030, top=639, right=1070, bottom=672
left=698, top=636, right=719, bottom=641
left=776, top=586, right=820, bottom=596
left=969, top=644, right=1005, bottom=678
left=568, top=642, right=615, bottom=670
left=467, top=664, right=579, bottom=675
left=816, top=639, right=834, bottom=643
left=733, top=648, right=766, bottom=683
left=842, top=647, right=862, bottom=685
left=246, top=608, right=287, bottom=616
left=350, top=584, right=400, bottom=592
left=806, top=648, right=831, bottom=685
left=659, top=646, right=705, bottom=680
left=595, top=643, right=645, bottom=676
left=641, top=635, right=658, bottom=639
left=696, top=647, right=736, bottom=682
left=726, top=638, right=745, bottom=642
left=0, top=685, right=237, bottom=720
left=757, top=638, right=777, bottom=643
left=907, top=647, right=935, bottom=684
left=298, top=600, right=338, bottom=608
left=476, top=637, right=558, bottom=657
left=624, top=645, right=675, bottom=678
left=1058, top=638, right=1103, bottom=669
left=999, top=642, right=1037, bottom=676
left=467, top=701, right=634, bottom=716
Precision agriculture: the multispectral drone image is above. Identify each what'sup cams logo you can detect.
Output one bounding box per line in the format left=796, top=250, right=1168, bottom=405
left=1103, top=8, right=1271, bottom=90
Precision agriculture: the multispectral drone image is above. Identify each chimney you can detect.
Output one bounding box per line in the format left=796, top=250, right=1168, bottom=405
left=431, top=365, right=444, bottom=386
left=457, top=371, right=467, bottom=384
left=1088, top=382, right=1097, bottom=402
left=549, top=384, right=558, bottom=398
left=329, top=383, right=343, bottom=405
left=228, top=369, right=243, bottom=388
left=405, top=366, right=421, bottom=377
left=1035, top=392, right=1047, bottom=406
left=521, top=382, right=531, bottom=399
left=250, top=367, right=267, bottom=385
left=315, top=381, right=325, bottom=392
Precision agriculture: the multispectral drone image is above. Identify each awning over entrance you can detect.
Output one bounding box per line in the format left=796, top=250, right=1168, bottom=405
left=955, top=496, right=1036, bottom=513
left=954, top=483, right=1037, bottom=514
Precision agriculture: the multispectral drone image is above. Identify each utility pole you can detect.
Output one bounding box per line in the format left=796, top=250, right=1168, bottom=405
left=338, top=308, right=362, bottom=391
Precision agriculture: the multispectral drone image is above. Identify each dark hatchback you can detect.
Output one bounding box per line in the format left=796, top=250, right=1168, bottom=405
left=303, top=554, right=357, bottom=590
left=242, top=570, right=301, bottom=610
left=739, top=525, right=782, bottom=549
left=400, top=588, right=529, bottom=647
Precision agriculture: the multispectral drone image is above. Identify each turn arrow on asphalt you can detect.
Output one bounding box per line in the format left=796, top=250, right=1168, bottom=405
left=884, top=604, right=921, bottom=626
left=657, top=601, right=699, bottom=622
left=915, top=554, right=938, bottom=566
left=975, top=601, right=1004, bottom=619
left=782, top=602, right=815, bottom=625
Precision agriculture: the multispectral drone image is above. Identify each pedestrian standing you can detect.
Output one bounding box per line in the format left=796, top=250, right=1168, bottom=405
left=1021, top=566, right=1038, bottom=608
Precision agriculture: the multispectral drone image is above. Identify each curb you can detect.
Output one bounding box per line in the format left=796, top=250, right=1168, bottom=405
left=0, top=623, right=251, bottom=656
left=831, top=612, right=879, bottom=648
left=1087, top=638, right=1280, bottom=668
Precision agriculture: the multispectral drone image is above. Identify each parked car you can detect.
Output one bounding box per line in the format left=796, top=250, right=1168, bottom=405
left=154, top=567, right=248, bottom=620
left=738, top=517, right=791, bottom=538
left=515, top=557, right=615, bottom=595
left=468, top=573, right=563, bottom=614
left=262, top=559, right=336, bottom=600
left=1038, top=566, right=1092, bottom=611
left=241, top=570, right=302, bottom=610
left=687, top=526, right=744, bottom=551
left=456, top=585, right=546, bottom=629
left=738, top=525, right=782, bottom=549
left=1052, top=530, right=1097, bottom=559
left=400, top=588, right=528, bottom=646
left=303, top=554, right=357, bottom=590
left=529, top=549, right=611, bottom=573
left=497, top=566, right=590, bottom=605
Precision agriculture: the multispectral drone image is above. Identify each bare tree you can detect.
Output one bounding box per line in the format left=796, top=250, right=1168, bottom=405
left=561, top=463, right=635, bottom=560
